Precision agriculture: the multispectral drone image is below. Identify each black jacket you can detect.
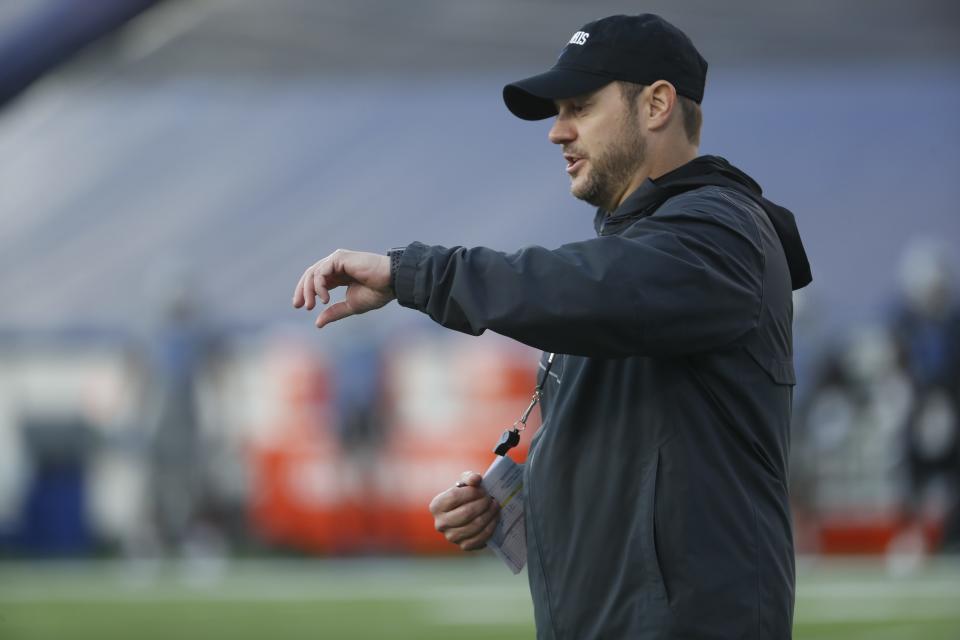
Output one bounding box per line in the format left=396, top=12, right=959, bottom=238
left=395, top=156, right=809, bottom=639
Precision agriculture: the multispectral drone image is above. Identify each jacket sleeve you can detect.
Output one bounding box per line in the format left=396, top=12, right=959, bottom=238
left=394, top=191, right=765, bottom=357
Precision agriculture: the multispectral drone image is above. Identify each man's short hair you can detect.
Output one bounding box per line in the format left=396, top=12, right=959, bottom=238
left=618, top=81, right=702, bottom=146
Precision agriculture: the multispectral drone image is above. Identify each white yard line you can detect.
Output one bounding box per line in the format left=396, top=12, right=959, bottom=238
left=798, top=581, right=960, bottom=599
left=0, top=584, right=527, bottom=603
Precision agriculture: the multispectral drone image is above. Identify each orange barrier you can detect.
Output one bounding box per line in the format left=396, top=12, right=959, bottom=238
left=377, top=337, right=539, bottom=552
left=248, top=344, right=343, bottom=551
left=249, top=335, right=541, bottom=554
left=816, top=511, right=944, bottom=555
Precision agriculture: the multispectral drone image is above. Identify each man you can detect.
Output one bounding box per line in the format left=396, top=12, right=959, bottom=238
left=292, top=14, right=811, bottom=639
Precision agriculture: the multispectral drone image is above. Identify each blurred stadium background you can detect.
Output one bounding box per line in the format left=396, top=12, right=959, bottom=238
left=0, top=1, right=958, bottom=638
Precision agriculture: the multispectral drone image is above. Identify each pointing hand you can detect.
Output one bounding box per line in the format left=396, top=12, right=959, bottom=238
left=292, top=249, right=394, bottom=328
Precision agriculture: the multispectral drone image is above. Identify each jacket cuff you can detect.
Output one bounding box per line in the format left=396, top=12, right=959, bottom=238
left=395, top=241, right=427, bottom=310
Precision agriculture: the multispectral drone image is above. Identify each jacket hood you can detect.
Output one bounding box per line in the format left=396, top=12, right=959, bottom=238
left=596, top=155, right=812, bottom=290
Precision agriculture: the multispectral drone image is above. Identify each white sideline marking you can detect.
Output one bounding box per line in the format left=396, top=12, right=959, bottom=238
left=428, top=601, right=533, bottom=626
left=797, top=610, right=960, bottom=624
left=798, top=581, right=960, bottom=599
left=0, top=581, right=528, bottom=604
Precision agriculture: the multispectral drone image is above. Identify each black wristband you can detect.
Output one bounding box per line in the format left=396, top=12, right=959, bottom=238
left=387, top=247, right=405, bottom=294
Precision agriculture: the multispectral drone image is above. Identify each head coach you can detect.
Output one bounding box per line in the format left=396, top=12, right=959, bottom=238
left=293, top=13, right=812, bottom=639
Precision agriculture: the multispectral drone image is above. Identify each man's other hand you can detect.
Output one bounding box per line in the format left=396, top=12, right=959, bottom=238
left=429, top=471, right=500, bottom=551
left=292, top=249, right=393, bottom=328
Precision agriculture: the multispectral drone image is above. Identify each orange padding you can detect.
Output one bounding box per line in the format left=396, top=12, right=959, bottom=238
left=249, top=338, right=539, bottom=554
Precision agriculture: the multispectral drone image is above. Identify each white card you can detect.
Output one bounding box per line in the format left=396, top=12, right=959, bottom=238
left=481, top=455, right=527, bottom=574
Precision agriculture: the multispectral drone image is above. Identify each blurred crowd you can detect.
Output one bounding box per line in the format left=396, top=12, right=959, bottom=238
left=792, top=237, right=960, bottom=555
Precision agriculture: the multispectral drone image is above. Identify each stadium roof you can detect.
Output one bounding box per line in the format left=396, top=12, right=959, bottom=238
left=95, top=0, right=960, bottom=71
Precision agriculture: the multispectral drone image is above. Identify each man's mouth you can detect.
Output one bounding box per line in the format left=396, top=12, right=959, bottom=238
left=564, top=153, right=586, bottom=175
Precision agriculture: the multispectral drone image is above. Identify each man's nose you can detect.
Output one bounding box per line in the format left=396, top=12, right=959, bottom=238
left=548, top=118, right=575, bottom=145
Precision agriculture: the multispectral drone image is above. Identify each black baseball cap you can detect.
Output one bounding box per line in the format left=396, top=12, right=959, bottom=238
left=503, top=14, right=708, bottom=121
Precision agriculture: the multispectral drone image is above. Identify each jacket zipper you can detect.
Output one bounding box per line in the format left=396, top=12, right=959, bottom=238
left=525, top=356, right=559, bottom=637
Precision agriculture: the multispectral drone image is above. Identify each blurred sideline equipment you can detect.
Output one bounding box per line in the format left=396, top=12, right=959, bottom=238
left=250, top=339, right=538, bottom=553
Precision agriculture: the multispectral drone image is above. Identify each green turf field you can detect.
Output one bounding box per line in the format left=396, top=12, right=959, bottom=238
left=0, top=556, right=957, bottom=639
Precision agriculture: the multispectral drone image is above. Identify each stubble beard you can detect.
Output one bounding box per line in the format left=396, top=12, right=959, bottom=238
left=571, top=115, right=647, bottom=212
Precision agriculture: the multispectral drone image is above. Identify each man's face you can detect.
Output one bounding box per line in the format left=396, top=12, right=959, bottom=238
left=550, top=82, right=647, bottom=212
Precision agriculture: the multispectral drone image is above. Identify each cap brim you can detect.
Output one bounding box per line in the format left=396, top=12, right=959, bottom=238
left=503, top=68, right=613, bottom=121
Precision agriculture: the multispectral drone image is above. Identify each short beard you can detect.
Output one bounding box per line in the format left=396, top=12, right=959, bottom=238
left=572, top=114, right=647, bottom=212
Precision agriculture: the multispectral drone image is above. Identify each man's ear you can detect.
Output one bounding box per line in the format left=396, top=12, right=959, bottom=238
left=646, top=80, right=678, bottom=132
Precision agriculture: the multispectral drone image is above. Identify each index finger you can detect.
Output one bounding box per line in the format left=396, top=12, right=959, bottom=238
left=429, top=484, right=488, bottom=514
left=293, top=270, right=307, bottom=308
